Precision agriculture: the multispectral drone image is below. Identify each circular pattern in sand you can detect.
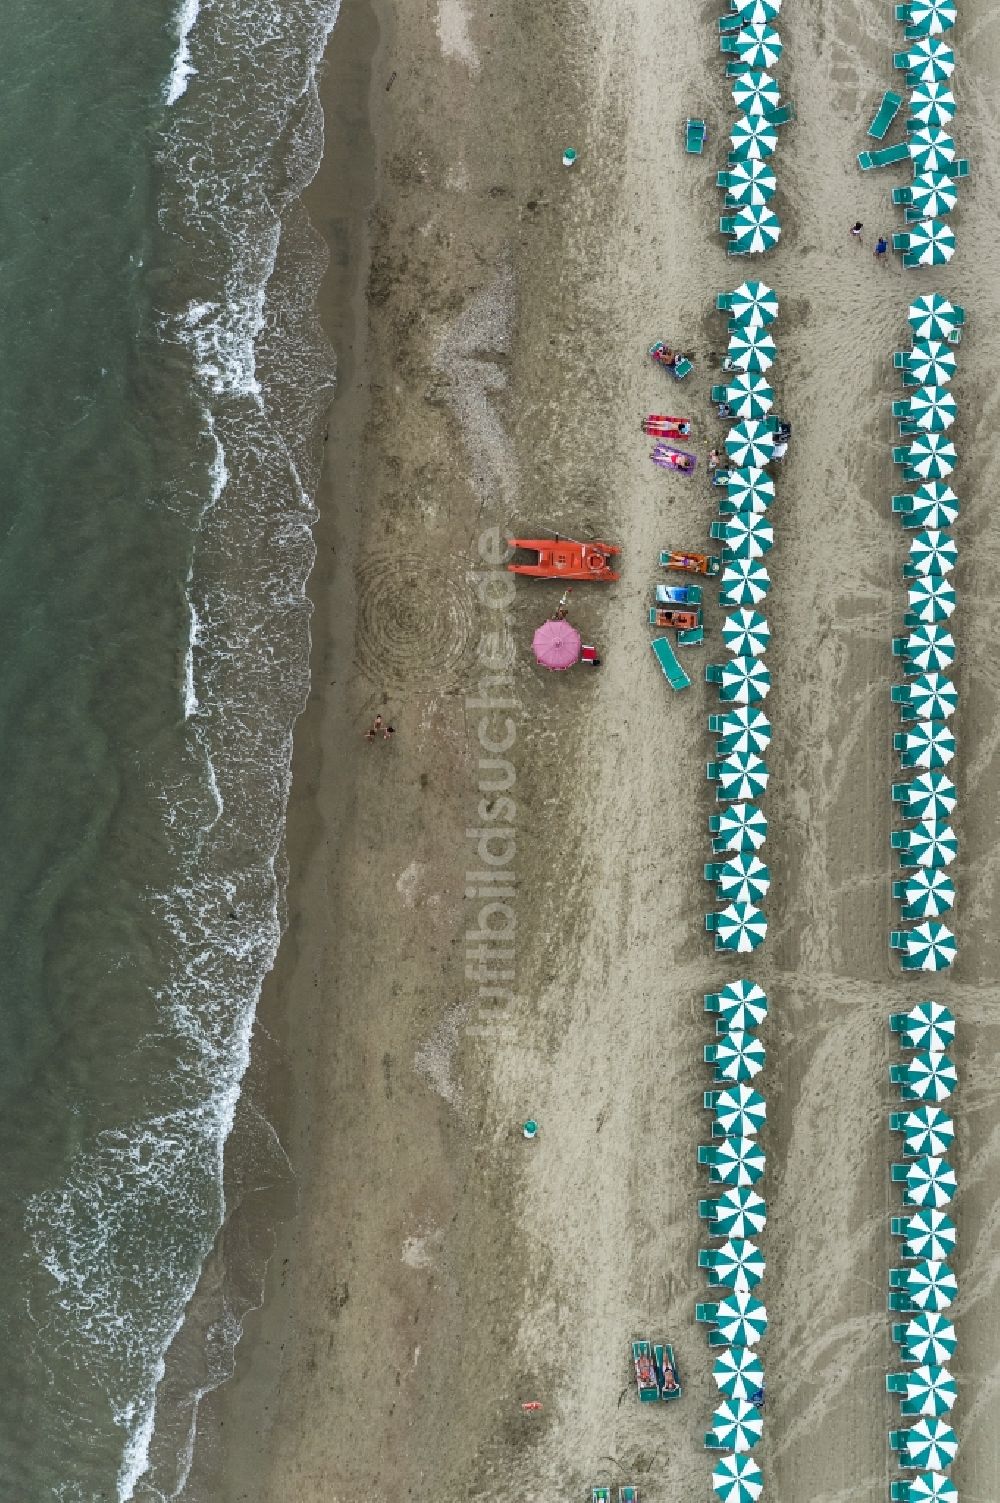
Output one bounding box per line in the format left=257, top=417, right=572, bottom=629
left=354, top=548, right=480, bottom=691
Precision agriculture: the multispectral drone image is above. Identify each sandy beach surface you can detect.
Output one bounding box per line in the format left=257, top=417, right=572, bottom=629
left=186, top=0, right=1000, bottom=1498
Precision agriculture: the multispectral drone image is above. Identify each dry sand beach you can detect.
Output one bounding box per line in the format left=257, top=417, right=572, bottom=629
left=186, top=0, right=1000, bottom=1498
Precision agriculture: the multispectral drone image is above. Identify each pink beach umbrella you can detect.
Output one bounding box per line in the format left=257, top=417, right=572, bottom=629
left=532, top=618, right=582, bottom=670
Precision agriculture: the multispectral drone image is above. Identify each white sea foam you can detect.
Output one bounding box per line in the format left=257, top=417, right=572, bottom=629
left=164, top=0, right=201, bottom=106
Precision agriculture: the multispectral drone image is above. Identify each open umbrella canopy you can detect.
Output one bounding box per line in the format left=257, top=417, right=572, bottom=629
left=710, top=1186, right=768, bottom=1239
left=727, top=280, right=779, bottom=326
left=901, top=385, right=958, bottom=432
left=726, top=467, right=776, bottom=511
left=908, top=127, right=957, bottom=175
left=904, top=1154, right=957, bottom=1208
left=901, top=820, right=958, bottom=870
left=725, top=372, right=775, bottom=419
left=906, top=340, right=958, bottom=385
left=730, top=112, right=778, bottom=161
left=714, top=854, right=771, bottom=905
left=714, top=1290, right=769, bottom=1349
left=714, top=704, right=773, bottom=756
left=709, top=1397, right=764, bottom=1452
left=902, top=625, right=956, bottom=672
left=725, top=157, right=778, bottom=208
left=713, top=1082, right=767, bottom=1135
left=906, top=579, right=957, bottom=624
left=733, top=21, right=783, bottom=68
left=901, top=1049, right=958, bottom=1100
left=898, top=998, right=956, bottom=1051
left=908, top=1471, right=958, bottom=1503
left=711, top=800, right=769, bottom=853
left=898, top=722, right=956, bottom=771
left=903, top=670, right=958, bottom=716
left=725, top=419, right=776, bottom=468
left=717, top=656, right=772, bottom=704
left=898, top=481, right=960, bottom=530
left=908, top=171, right=959, bottom=220
left=898, top=1363, right=958, bottom=1416
left=901, top=431, right=958, bottom=480
left=903, top=1208, right=957, bottom=1263
left=723, top=609, right=771, bottom=657
left=712, top=1452, right=764, bottom=1503
left=903, top=218, right=957, bottom=267
left=712, top=751, right=770, bottom=802
left=895, top=771, right=957, bottom=821
left=721, top=557, right=772, bottom=607
left=908, top=529, right=958, bottom=576
left=902, top=1418, right=958, bottom=1471
left=731, top=69, right=782, bottom=116
left=900, top=1106, right=956, bottom=1158
left=909, top=82, right=957, bottom=125
left=905, top=0, right=957, bottom=33
left=531, top=618, right=581, bottom=670
left=904, top=1258, right=958, bottom=1312
left=901, top=1310, right=957, bottom=1364
left=730, top=203, right=782, bottom=255
left=708, top=1238, right=766, bottom=1292
left=710, top=1134, right=767, bottom=1186
left=727, top=327, right=778, bottom=373
left=733, top=0, right=782, bottom=20
left=713, top=901, right=768, bottom=953
left=896, top=867, right=956, bottom=920
left=710, top=1027, right=767, bottom=1081
left=713, top=1345, right=766, bottom=1400
left=712, top=978, right=769, bottom=1030
left=903, top=36, right=956, bottom=81
left=908, top=294, right=964, bottom=341
left=902, top=921, right=958, bottom=971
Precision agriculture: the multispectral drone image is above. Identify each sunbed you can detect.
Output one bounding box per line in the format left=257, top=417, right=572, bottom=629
left=686, top=118, right=708, bottom=154
left=651, top=635, right=691, bottom=691
left=868, top=90, right=903, bottom=139
left=858, top=142, right=910, bottom=169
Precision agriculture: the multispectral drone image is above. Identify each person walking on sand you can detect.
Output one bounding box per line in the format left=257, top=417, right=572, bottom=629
left=365, top=714, right=384, bottom=741
left=708, top=448, right=722, bottom=472
left=874, top=234, right=889, bottom=262
left=850, top=220, right=863, bottom=241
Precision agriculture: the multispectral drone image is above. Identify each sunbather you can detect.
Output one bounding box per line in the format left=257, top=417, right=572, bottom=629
left=708, top=449, right=722, bottom=471
left=717, top=402, right=733, bottom=418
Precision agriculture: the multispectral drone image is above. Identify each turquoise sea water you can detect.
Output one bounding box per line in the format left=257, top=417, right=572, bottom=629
left=0, top=0, right=337, bottom=1495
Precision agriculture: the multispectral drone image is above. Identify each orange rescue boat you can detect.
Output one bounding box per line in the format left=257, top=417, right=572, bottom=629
left=507, top=538, right=620, bottom=582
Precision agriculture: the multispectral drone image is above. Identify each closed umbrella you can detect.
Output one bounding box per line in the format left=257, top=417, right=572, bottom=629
left=908, top=294, right=963, bottom=341
left=713, top=1083, right=767, bottom=1135
left=711, top=800, right=768, bottom=853
left=718, top=656, right=772, bottom=704
left=710, top=1187, right=768, bottom=1239
left=908, top=171, right=959, bottom=218
left=726, top=419, right=776, bottom=468
left=902, top=432, right=957, bottom=480
left=902, top=218, right=956, bottom=267
left=898, top=1364, right=958, bottom=1416
left=904, top=1154, right=957, bottom=1208
left=726, top=467, right=776, bottom=511
left=722, top=609, right=771, bottom=657
left=713, top=902, right=768, bottom=953
left=908, top=529, right=958, bottom=575
left=713, top=1345, right=766, bottom=1400
left=901, top=821, right=958, bottom=869
left=730, top=203, right=781, bottom=256
left=908, top=83, right=957, bottom=126
left=709, top=1397, right=764, bottom=1451
left=905, top=0, right=957, bottom=33
left=902, top=1310, right=957, bottom=1364
left=894, top=771, right=957, bottom=820
left=728, top=280, right=779, bottom=326
left=731, top=70, right=781, bottom=117
left=906, top=579, right=957, bottom=623
left=710, top=1028, right=767, bottom=1081
left=725, top=371, right=775, bottom=418
left=902, top=1209, right=957, bottom=1262
left=902, top=1049, right=957, bottom=1100
left=708, top=1238, right=766, bottom=1292
left=896, top=867, right=956, bottom=920
left=898, top=722, right=956, bottom=770
left=730, top=113, right=778, bottom=161
left=727, top=327, right=778, bottom=373
left=902, top=625, right=956, bottom=672
left=712, top=1453, right=764, bottom=1503
left=721, top=558, right=771, bottom=607
left=905, top=341, right=958, bottom=386
left=725, top=158, right=778, bottom=208
left=902, top=921, right=957, bottom=970
left=712, top=978, right=769, bottom=1030
left=713, top=752, right=769, bottom=802
left=733, top=22, right=783, bottom=69
left=903, top=37, right=955, bottom=82
left=898, top=999, right=956, bottom=1051
left=713, top=705, right=773, bottom=756
left=903, top=671, right=958, bottom=716
left=714, top=854, right=772, bottom=905
left=901, top=1419, right=958, bottom=1472
left=900, top=1106, right=955, bottom=1158
left=897, top=481, right=959, bottom=530
left=714, top=1290, right=769, bottom=1348
left=710, top=1134, right=767, bottom=1186
left=902, top=385, right=958, bottom=432
left=905, top=1259, right=958, bottom=1312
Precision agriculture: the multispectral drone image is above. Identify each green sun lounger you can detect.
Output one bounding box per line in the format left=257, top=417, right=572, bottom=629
left=695, top=1302, right=719, bottom=1323
left=764, top=101, right=796, bottom=126
left=893, top=232, right=911, bottom=252
left=716, top=293, right=734, bottom=312
left=655, top=1342, right=681, bottom=1400
left=893, top=186, right=913, bottom=206
left=678, top=626, right=705, bottom=646
left=592, top=1490, right=612, bottom=1503
left=673, top=355, right=694, bottom=379
left=868, top=90, right=904, bottom=139
left=718, top=10, right=743, bottom=29
left=651, top=635, right=691, bottom=691
left=720, top=217, right=738, bottom=235
left=720, top=32, right=741, bottom=52
left=686, top=118, right=708, bottom=154
left=946, top=158, right=970, bottom=179
left=858, top=142, right=910, bottom=169
left=619, top=1488, right=640, bottom=1503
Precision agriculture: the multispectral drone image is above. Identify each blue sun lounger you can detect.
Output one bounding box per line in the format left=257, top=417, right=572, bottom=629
left=651, top=635, right=691, bottom=691
left=868, top=90, right=903, bottom=139
left=858, top=142, right=910, bottom=170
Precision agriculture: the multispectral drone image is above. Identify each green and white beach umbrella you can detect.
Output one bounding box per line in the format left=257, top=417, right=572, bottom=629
left=726, top=467, right=776, bottom=511
left=715, top=854, right=771, bottom=905
left=902, top=385, right=958, bottom=432
left=904, top=1154, right=957, bottom=1208
left=727, top=327, right=778, bottom=373
left=900, top=1420, right=958, bottom=1472
left=905, top=1259, right=958, bottom=1312
left=905, top=0, right=958, bottom=34
left=714, top=978, right=769, bottom=1030
left=904, top=37, right=956, bottom=82
left=903, top=670, right=958, bottom=716
left=718, top=656, right=772, bottom=704
left=909, top=172, right=959, bottom=221
left=709, top=1238, right=766, bottom=1292
left=902, top=1310, right=957, bottom=1363
left=730, top=112, right=778, bottom=161
left=712, top=800, right=769, bottom=853
left=906, top=579, right=957, bottom=624
left=725, top=372, right=775, bottom=419
left=898, top=723, right=956, bottom=771
left=728, top=280, right=779, bottom=326
left=714, top=705, right=773, bottom=756
left=725, top=158, right=778, bottom=208
left=710, top=1186, right=768, bottom=1239
left=903, top=921, right=958, bottom=971
left=906, top=340, right=958, bottom=385
left=722, top=609, right=771, bottom=657
left=895, top=771, right=957, bottom=820
left=730, top=203, right=782, bottom=256
left=899, top=482, right=960, bottom=530
left=909, top=127, right=957, bottom=173
left=714, top=1290, right=769, bottom=1349
left=711, top=1027, right=767, bottom=1081
left=902, top=820, right=958, bottom=869
left=733, top=0, right=782, bottom=21
left=909, top=529, right=958, bottom=576
left=901, top=1106, right=956, bottom=1158
left=900, top=998, right=956, bottom=1050
left=711, top=1134, right=767, bottom=1186
left=726, top=419, right=776, bottom=468
left=902, top=1049, right=958, bottom=1100
left=903, top=1210, right=957, bottom=1263
left=709, top=1396, right=764, bottom=1451
left=908, top=293, right=963, bottom=341
left=713, top=1082, right=767, bottom=1135
left=908, top=1471, right=958, bottom=1503
left=899, top=1363, right=958, bottom=1416
left=903, top=625, right=956, bottom=672
left=712, top=1452, right=764, bottom=1503
left=731, top=69, right=782, bottom=117
left=897, top=867, right=956, bottom=920
left=713, top=902, right=768, bottom=953
left=733, top=22, right=783, bottom=69
left=909, top=83, right=957, bottom=126
left=713, top=1344, right=766, bottom=1400
left=902, top=432, right=958, bottom=480
left=720, top=511, right=774, bottom=561
left=903, top=218, right=957, bottom=267
left=721, top=558, right=771, bottom=607
left=713, top=752, right=770, bottom=802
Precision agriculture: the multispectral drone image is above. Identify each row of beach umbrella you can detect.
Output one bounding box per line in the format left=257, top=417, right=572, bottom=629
left=717, top=0, right=793, bottom=258
left=699, top=979, right=769, bottom=1501
left=703, top=282, right=782, bottom=955
left=886, top=1001, right=959, bottom=1499
left=888, top=296, right=963, bottom=972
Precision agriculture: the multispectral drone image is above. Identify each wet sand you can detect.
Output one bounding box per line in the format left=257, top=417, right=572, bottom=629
left=195, top=0, right=1000, bottom=1497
